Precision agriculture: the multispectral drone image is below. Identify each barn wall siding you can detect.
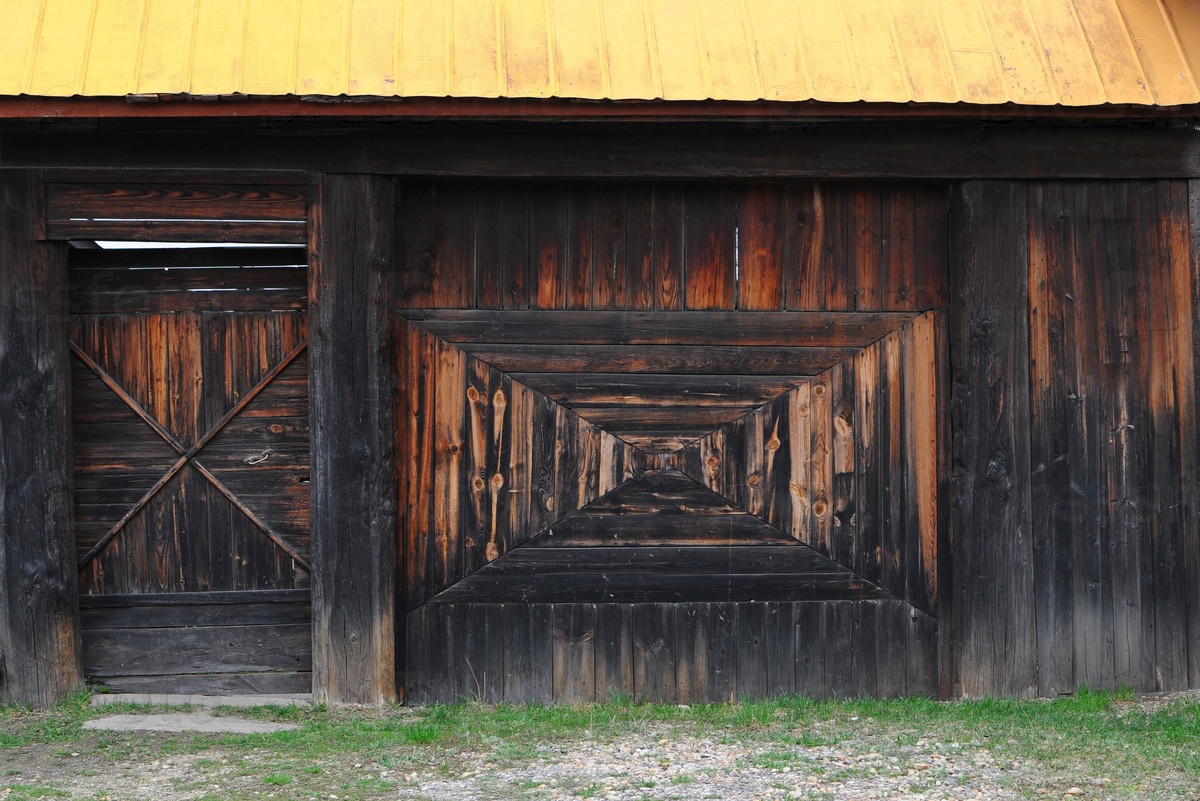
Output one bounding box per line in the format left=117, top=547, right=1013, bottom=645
left=951, top=180, right=1199, bottom=698
left=394, top=180, right=950, bottom=702
left=0, top=170, right=82, bottom=707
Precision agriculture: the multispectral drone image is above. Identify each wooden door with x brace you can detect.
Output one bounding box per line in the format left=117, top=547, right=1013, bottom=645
left=70, top=248, right=312, bottom=694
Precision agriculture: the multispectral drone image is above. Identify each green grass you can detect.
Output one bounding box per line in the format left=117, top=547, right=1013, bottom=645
left=2, top=689, right=1199, bottom=800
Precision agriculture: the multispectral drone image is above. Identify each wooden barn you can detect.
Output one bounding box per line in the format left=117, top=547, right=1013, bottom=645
left=1, top=0, right=1199, bottom=707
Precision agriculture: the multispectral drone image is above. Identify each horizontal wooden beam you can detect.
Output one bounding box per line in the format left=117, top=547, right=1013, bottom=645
left=4, top=124, right=1199, bottom=178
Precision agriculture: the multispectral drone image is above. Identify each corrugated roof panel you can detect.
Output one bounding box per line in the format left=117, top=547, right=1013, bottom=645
left=841, top=0, right=914, bottom=103
left=0, top=0, right=40, bottom=94
left=978, top=1, right=1059, bottom=104
left=240, top=0, right=300, bottom=95
left=1023, top=0, right=1107, bottom=104
left=446, top=0, right=501, bottom=97
left=137, top=0, right=197, bottom=95
left=502, top=0, right=553, bottom=97
left=4, top=0, right=1198, bottom=106
left=398, top=0, right=447, bottom=96
left=26, top=0, right=94, bottom=96
left=348, top=0, right=399, bottom=95
left=1071, top=0, right=1154, bottom=103
left=296, top=0, right=348, bottom=96
left=189, top=0, right=247, bottom=96
left=695, top=0, right=761, bottom=102
left=741, top=0, right=812, bottom=101
left=1115, top=0, right=1195, bottom=105
left=549, top=0, right=607, bottom=98
left=648, top=0, right=709, bottom=101
left=81, top=0, right=142, bottom=96
left=937, top=1, right=1009, bottom=103
left=601, top=0, right=658, bottom=99
left=798, top=0, right=861, bottom=102
left=886, top=0, right=959, bottom=103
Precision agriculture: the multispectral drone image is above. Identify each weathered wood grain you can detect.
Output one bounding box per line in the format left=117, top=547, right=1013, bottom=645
left=309, top=173, right=397, bottom=705
left=0, top=170, right=81, bottom=707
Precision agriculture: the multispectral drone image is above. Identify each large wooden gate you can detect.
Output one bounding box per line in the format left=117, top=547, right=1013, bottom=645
left=70, top=245, right=312, bottom=694
left=398, top=180, right=950, bottom=702
left=36, top=177, right=318, bottom=694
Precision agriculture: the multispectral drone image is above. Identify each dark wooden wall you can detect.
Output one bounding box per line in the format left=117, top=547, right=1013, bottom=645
left=951, top=180, right=1200, bottom=698
left=0, top=170, right=82, bottom=707
left=396, top=180, right=950, bottom=702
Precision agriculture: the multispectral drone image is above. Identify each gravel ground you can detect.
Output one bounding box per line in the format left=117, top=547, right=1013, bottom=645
left=4, top=692, right=1198, bottom=801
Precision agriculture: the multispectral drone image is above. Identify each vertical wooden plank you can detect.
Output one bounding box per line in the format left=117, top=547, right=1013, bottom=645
left=529, top=391, right=559, bottom=534
left=809, top=371, right=833, bottom=555
left=1031, top=182, right=1075, bottom=688
left=854, top=342, right=880, bottom=585
left=564, top=184, right=594, bottom=310
left=1145, top=180, right=1190, bottom=690
left=0, top=170, right=81, bottom=706
left=396, top=182, right=477, bottom=310
left=882, top=184, right=917, bottom=311
left=532, top=188, right=567, bottom=310
left=684, top=185, right=736, bottom=310
left=784, top=184, right=824, bottom=311
left=462, top=357, right=496, bottom=577
left=552, top=603, right=596, bottom=703
left=506, top=380, right=534, bottom=547
left=674, top=602, right=709, bottom=703
left=706, top=602, right=737, bottom=703
left=825, top=603, right=855, bottom=698
left=913, top=184, right=951, bottom=311
left=653, top=184, right=685, bottom=311
left=431, top=339, right=466, bottom=594
left=852, top=186, right=883, bottom=312
left=736, top=603, right=768, bottom=701
left=906, top=607, right=938, bottom=697
left=875, top=602, right=908, bottom=699
left=591, top=185, right=625, bottom=310
left=623, top=183, right=656, bottom=310
left=456, top=604, right=502, bottom=703
left=404, top=326, right=437, bottom=609
left=502, top=603, right=553, bottom=703
left=829, top=360, right=856, bottom=569
left=760, top=392, right=793, bottom=534
left=632, top=603, right=676, bottom=702
left=594, top=603, right=633, bottom=701
left=794, top=603, right=827, bottom=699
left=475, top=184, right=505, bottom=309
left=404, top=606, right=432, bottom=704
left=738, top=185, right=785, bottom=311
left=1189, top=179, right=1200, bottom=690
left=822, top=184, right=856, bottom=312
left=910, top=313, right=943, bottom=614
left=425, top=603, right=455, bottom=703
left=787, top=382, right=812, bottom=540
left=949, top=181, right=1036, bottom=698
left=309, top=173, right=397, bottom=705
left=764, top=602, right=796, bottom=697
left=851, top=601, right=879, bottom=697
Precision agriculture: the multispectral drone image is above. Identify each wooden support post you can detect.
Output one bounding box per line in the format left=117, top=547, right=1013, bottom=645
left=948, top=182, right=1036, bottom=698
left=309, top=174, right=397, bottom=705
left=0, top=170, right=82, bottom=707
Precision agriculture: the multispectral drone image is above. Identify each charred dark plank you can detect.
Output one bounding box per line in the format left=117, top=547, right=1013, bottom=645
left=468, top=546, right=825, bottom=574
left=79, top=590, right=310, bottom=629
left=735, top=603, right=767, bottom=700
left=47, top=219, right=307, bottom=244
left=459, top=343, right=852, bottom=375
left=309, top=174, right=397, bottom=704
left=83, top=624, right=311, bottom=676
left=0, top=171, right=81, bottom=707
left=949, top=181, right=1035, bottom=698
left=738, top=186, right=786, bottom=311
left=594, top=603, right=633, bottom=701
left=508, top=373, right=805, bottom=407
left=91, top=671, right=311, bottom=695
left=45, top=182, right=310, bottom=221
left=684, top=185, right=736, bottom=310
left=71, top=247, right=306, bottom=270
left=633, top=603, right=676, bottom=702
left=404, top=309, right=918, bottom=347
left=429, top=572, right=895, bottom=604
left=552, top=603, right=596, bottom=703
left=501, top=603, right=553, bottom=703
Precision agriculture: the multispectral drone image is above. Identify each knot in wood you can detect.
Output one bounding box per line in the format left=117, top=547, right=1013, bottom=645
left=813, top=383, right=827, bottom=397
left=472, top=477, right=486, bottom=491
left=747, top=474, right=761, bottom=487
left=490, top=473, right=505, bottom=490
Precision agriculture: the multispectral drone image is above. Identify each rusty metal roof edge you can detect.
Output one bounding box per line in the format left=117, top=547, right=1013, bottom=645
left=1, top=93, right=1197, bottom=123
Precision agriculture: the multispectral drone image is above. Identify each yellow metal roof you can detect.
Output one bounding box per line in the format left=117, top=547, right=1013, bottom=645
left=2, top=0, right=1198, bottom=106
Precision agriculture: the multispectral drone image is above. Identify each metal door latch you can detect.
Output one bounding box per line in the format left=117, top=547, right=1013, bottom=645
left=243, top=448, right=275, bottom=465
